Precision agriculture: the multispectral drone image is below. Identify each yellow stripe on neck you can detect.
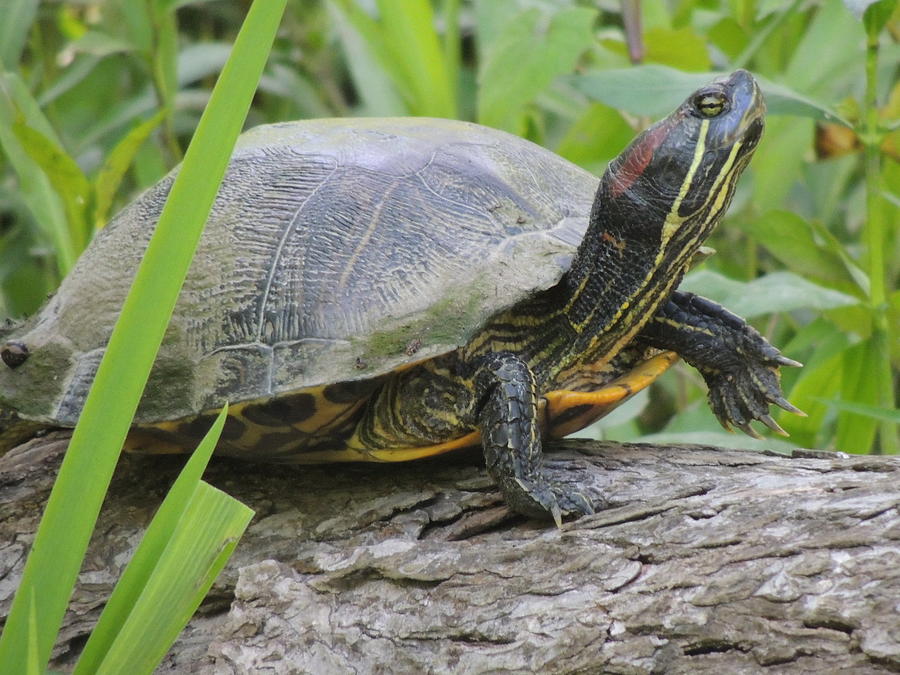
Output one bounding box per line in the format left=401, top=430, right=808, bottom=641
left=659, top=119, right=709, bottom=248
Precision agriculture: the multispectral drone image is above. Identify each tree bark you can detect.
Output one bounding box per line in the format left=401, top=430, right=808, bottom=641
left=1, top=432, right=898, bottom=673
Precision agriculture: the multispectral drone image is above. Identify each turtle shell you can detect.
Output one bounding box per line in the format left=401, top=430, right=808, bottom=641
left=0, top=118, right=598, bottom=427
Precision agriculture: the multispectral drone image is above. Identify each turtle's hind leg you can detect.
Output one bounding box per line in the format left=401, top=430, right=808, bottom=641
left=473, top=351, right=595, bottom=525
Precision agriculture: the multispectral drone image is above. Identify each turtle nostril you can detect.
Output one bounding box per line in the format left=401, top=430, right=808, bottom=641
left=1, top=341, right=29, bottom=368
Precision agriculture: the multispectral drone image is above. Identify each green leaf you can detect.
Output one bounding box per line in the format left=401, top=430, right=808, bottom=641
left=259, top=63, right=333, bottom=119
left=861, top=0, right=896, bottom=33
left=0, top=222, right=56, bottom=316
left=555, top=102, right=633, bottom=173
left=707, top=17, right=749, bottom=61
left=176, top=42, right=233, bottom=86
left=12, top=119, right=92, bottom=253
left=0, top=0, right=39, bottom=69
left=327, top=0, right=406, bottom=115
left=151, top=7, right=179, bottom=130
left=111, top=0, right=153, bottom=54
left=70, top=30, right=137, bottom=57
left=36, top=55, right=103, bottom=107
left=780, top=320, right=855, bottom=445
left=784, top=0, right=864, bottom=96
left=375, top=0, right=456, bottom=117
left=93, top=110, right=166, bottom=229
left=75, top=407, right=237, bottom=672
left=95, top=481, right=252, bottom=673
left=0, top=73, right=75, bottom=274
left=835, top=338, right=883, bottom=453
left=750, top=116, right=814, bottom=210
left=680, top=269, right=859, bottom=319
left=761, top=79, right=852, bottom=126
left=817, top=398, right=900, bottom=424
left=569, top=65, right=849, bottom=124
left=0, top=1, right=287, bottom=669
left=741, top=210, right=867, bottom=296
left=478, top=6, right=597, bottom=132
left=643, top=26, right=711, bottom=71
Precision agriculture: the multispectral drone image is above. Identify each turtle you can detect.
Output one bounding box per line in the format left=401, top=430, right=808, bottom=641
left=0, top=69, right=801, bottom=523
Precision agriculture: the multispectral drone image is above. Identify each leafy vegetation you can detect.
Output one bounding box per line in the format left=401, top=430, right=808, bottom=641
left=0, top=0, right=896, bottom=668
left=3, top=0, right=894, bottom=454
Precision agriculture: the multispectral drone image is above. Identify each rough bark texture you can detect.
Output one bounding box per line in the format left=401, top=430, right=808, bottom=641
left=1, top=432, right=898, bottom=673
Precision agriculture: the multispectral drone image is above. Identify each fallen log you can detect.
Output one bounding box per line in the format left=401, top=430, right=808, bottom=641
left=1, top=432, right=898, bottom=673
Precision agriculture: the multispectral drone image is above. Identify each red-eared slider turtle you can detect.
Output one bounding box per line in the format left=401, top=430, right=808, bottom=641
left=0, top=70, right=801, bottom=522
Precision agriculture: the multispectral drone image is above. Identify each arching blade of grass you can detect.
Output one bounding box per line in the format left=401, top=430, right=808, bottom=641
left=73, top=408, right=246, bottom=673
left=0, top=73, right=74, bottom=276
left=0, top=0, right=287, bottom=670
left=374, top=0, right=456, bottom=117
left=93, top=110, right=166, bottom=229
left=96, top=481, right=253, bottom=673
left=11, top=118, right=92, bottom=254
left=0, top=0, right=39, bottom=69
left=330, top=0, right=457, bottom=117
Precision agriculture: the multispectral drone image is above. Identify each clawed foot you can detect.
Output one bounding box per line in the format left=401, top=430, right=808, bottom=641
left=504, top=477, right=595, bottom=527
left=703, top=350, right=804, bottom=438
left=640, top=292, right=805, bottom=440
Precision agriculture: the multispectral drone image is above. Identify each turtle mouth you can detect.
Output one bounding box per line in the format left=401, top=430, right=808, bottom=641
left=739, top=116, right=764, bottom=156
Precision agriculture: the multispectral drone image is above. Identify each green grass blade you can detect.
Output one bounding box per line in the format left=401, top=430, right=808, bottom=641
left=0, top=0, right=39, bottom=69
left=11, top=119, right=92, bottom=253
left=327, top=0, right=407, bottom=115
left=835, top=338, right=881, bottom=452
left=0, top=1, right=286, bottom=669
left=26, top=591, right=39, bottom=675
left=376, top=0, right=456, bottom=117
left=816, top=398, right=900, bottom=425
left=96, top=482, right=253, bottom=673
left=442, top=0, right=461, bottom=101
left=74, top=406, right=232, bottom=673
left=93, top=110, right=166, bottom=229
left=0, top=72, right=75, bottom=275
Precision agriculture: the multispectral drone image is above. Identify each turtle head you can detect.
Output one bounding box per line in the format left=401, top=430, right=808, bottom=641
left=560, top=71, right=763, bottom=342
left=0, top=316, right=77, bottom=429
left=0, top=321, right=69, bottom=452
left=593, top=69, right=764, bottom=260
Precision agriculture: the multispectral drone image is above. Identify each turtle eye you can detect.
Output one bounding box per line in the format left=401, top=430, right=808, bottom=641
left=1, top=341, right=29, bottom=369
left=693, top=91, right=727, bottom=118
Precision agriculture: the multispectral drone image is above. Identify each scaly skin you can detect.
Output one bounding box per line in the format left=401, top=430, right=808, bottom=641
left=353, top=71, right=784, bottom=522
left=473, top=352, right=594, bottom=525
left=638, top=291, right=802, bottom=437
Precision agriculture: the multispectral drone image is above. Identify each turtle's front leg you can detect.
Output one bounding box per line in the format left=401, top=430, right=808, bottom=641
left=473, top=352, right=595, bottom=524
left=639, top=291, right=803, bottom=436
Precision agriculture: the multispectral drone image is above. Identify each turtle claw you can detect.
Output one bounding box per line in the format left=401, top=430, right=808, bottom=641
left=773, top=395, right=806, bottom=417
left=549, top=502, right=563, bottom=529
left=735, top=421, right=763, bottom=440
left=509, top=477, right=594, bottom=524
left=775, top=355, right=803, bottom=368
left=760, top=413, right=789, bottom=436
left=556, top=489, right=596, bottom=520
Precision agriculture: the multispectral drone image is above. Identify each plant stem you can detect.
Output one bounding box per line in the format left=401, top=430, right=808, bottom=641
left=861, top=16, right=897, bottom=454
left=863, top=22, right=885, bottom=307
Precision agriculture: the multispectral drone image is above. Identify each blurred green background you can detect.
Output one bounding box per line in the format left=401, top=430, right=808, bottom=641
left=1, top=0, right=897, bottom=453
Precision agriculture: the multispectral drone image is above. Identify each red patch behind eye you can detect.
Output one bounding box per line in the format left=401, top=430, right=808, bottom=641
left=608, top=122, right=669, bottom=199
